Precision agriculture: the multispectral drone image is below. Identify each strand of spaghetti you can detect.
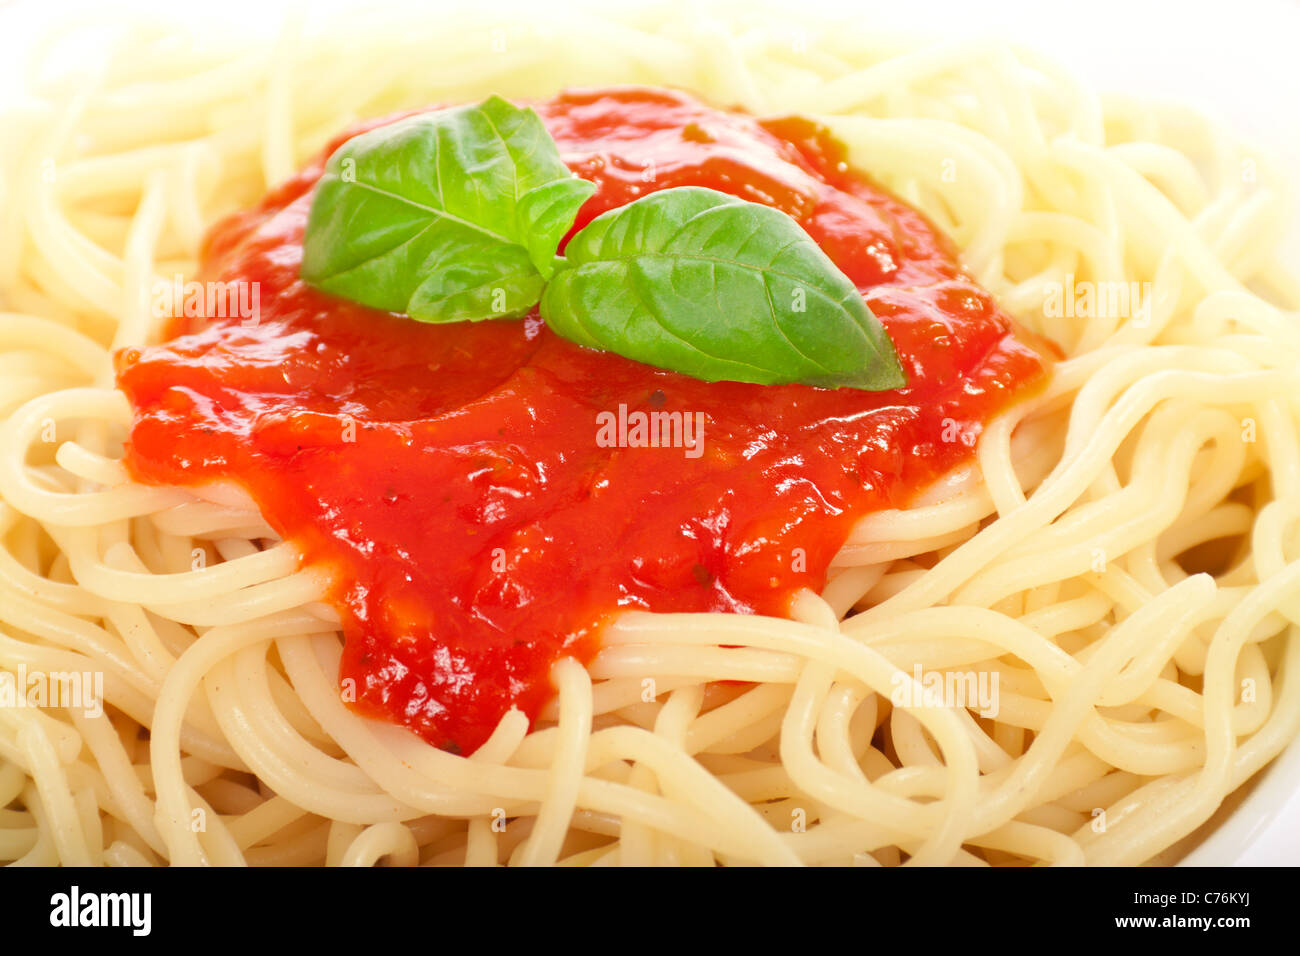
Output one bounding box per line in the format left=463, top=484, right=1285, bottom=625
left=20, top=60, right=124, bottom=315
left=815, top=682, right=879, bottom=781
left=611, top=580, right=1215, bottom=840
left=0, top=313, right=107, bottom=379
left=0, top=389, right=192, bottom=523
left=966, top=819, right=1084, bottom=866
left=966, top=576, right=1218, bottom=835
left=12, top=782, right=59, bottom=866
left=224, top=796, right=312, bottom=850
left=976, top=412, right=1027, bottom=516
left=473, top=707, right=531, bottom=764
left=0, top=600, right=250, bottom=766
left=581, top=726, right=802, bottom=865
left=618, top=688, right=696, bottom=864
left=203, top=647, right=422, bottom=821
left=683, top=682, right=794, bottom=755
left=18, top=719, right=93, bottom=865
left=339, top=822, right=420, bottom=867
left=607, top=615, right=961, bottom=842
left=0, top=825, right=38, bottom=861
left=284, top=631, right=800, bottom=862
left=325, top=821, right=364, bottom=867
left=261, top=10, right=301, bottom=188
left=60, top=528, right=301, bottom=604
left=55, top=442, right=130, bottom=488
left=68, top=708, right=165, bottom=857
left=857, top=365, right=1288, bottom=620
left=514, top=658, right=591, bottom=866
left=116, top=170, right=168, bottom=353
left=804, top=590, right=978, bottom=864
left=134, top=565, right=333, bottom=628
left=184, top=784, right=246, bottom=866
left=0, top=509, right=104, bottom=614
left=149, top=611, right=336, bottom=865
left=102, top=840, right=154, bottom=867
left=652, top=686, right=711, bottom=865
left=952, top=403, right=1230, bottom=607
left=462, top=817, right=498, bottom=867
left=279, top=635, right=553, bottom=815
left=588, top=645, right=804, bottom=683
left=1122, top=560, right=1300, bottom=860
left=1082, top=626, right=1300, bottom=864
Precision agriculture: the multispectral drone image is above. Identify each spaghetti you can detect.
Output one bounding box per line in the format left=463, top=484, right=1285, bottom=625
left=1, top=4, right=1299, bottom=867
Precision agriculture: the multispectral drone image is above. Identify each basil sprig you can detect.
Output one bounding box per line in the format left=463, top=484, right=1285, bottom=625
left=542, top=187, right=903, bottom=389
left=301, top=96, right=594, bottom=321
left=302, top=97, right=905, bottom=390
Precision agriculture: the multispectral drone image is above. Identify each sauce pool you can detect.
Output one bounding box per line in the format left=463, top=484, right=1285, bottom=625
left=117, top=88, right=1050, bottom=754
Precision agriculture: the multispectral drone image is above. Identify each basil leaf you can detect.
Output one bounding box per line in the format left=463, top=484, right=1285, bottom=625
left=540, top=187, right=905, bottom=389
left=301, top=95, right=595, bottom=322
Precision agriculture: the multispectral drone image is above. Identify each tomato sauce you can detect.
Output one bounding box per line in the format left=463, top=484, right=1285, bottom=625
left=116, top=88, right=1050, bottom=754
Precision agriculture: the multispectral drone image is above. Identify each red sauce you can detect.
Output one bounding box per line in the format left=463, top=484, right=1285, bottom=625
left=116, top=89, right=1050, bottom=754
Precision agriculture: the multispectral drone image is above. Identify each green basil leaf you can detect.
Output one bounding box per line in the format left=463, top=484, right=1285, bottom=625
left=540, top=187, right=905, bottom=389
left=301, top=95, right=595, bottom=322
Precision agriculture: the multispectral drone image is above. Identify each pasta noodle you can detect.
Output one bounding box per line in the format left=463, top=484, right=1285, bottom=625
left=1, top=2, right=1299, bottom=867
